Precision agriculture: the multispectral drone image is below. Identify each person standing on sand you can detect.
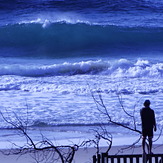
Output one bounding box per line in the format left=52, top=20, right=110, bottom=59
left=140, top=100, right=157, bottom=154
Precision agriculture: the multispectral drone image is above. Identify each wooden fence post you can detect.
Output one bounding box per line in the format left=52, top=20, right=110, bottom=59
left=97, top=154, right=101, bottom=163
left=102, top=153, right=108, bottom=163
left=142, top=153, right=147, bottom=163
left=92, top=154, right=101, bottom=163
left=93, top=155, right=97, bottom=163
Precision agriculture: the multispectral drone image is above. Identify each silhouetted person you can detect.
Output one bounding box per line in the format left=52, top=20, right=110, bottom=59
left=140, top=100, right=156, bottom=154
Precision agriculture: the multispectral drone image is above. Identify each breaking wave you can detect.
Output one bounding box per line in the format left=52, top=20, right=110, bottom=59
left=0, top=59, right=162, bottom=77
left=1, top=22, right=163, bottom=57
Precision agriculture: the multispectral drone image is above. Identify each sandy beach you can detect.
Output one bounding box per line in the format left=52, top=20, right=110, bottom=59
left=0, top=144, right=162, bottom=163
left=0, top=127, right=161, bottom=163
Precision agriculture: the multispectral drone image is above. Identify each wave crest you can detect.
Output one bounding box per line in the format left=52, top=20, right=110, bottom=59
left=0, top=22, right=163, bottom=57
left=0, top=59, right=162, bottom=78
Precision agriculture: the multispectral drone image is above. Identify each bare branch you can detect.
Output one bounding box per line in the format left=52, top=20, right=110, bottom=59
left=117, top=136, right=142, bottom=154
left=91, top=89, right=142, bottom=135
left=0, top=110, right=81, bottom=163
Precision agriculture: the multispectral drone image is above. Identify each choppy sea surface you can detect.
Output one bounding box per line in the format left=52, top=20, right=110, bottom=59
left=0, top=0, right=163, bottom=146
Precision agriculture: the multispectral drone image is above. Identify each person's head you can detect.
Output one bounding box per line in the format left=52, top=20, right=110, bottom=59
left=144, top=100, right=150, bottom=107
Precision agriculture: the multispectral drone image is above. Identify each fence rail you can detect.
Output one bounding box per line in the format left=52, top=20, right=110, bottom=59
left=93, top=153, right=163, bottom=163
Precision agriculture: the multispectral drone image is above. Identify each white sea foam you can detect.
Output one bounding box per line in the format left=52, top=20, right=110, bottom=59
left=0, top=59, right=162, bottom=78
left=0, top=58, right=162, bottom=132
left=0, top=75, right=162, bottom=127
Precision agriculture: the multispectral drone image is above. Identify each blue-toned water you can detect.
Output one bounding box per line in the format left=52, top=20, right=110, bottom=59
left=0, top=0, right=163, bottom=145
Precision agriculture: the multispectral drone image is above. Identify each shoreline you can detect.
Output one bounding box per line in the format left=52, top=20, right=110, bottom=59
left=0, top=128, right=162, bottom=162
left=0, top=144, right=162, bottom=163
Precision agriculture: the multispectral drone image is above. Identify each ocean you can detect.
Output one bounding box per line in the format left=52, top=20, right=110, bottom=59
left=0, top=0, right=163, bottom=147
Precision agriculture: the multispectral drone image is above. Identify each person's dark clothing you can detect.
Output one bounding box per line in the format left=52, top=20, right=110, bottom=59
left=140, top=107, right=156, bottom=138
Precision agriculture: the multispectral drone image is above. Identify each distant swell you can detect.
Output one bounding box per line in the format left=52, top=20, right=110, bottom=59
left=0, top=22, right=163, bottom=57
